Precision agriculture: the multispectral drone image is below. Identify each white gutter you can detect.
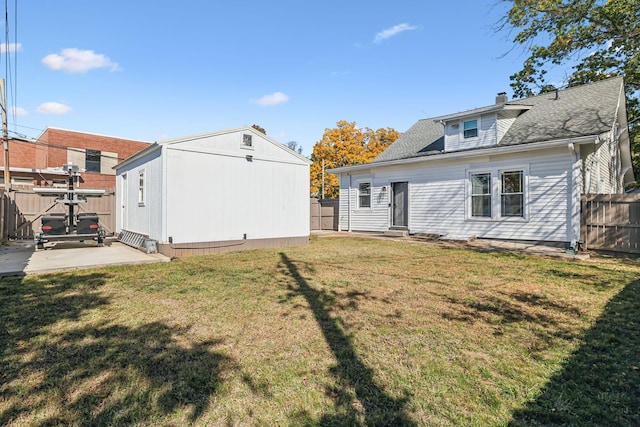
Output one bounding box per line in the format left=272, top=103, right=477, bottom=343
left=114, top=143, right=161, bottom=170
left=328, top=135, right=597, bottom=174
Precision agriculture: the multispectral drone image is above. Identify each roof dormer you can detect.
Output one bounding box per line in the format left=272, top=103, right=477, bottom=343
left=436, top=101, right=532, bottom=152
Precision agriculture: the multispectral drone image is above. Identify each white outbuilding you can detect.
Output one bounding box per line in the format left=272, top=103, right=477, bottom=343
left=115, top=126, right=310, bottom=257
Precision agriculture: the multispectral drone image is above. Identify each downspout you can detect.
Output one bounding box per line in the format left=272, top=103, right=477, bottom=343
left=347, top=174, right=352, bottom=232
left=567, top=142, right=580, bottom=249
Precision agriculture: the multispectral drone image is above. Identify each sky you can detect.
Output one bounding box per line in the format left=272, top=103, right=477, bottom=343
left=2, top=1, right=565, bottom=156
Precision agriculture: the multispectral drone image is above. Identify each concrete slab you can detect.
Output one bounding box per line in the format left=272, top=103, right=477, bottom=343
left=0, top=239, right=170, bottom=277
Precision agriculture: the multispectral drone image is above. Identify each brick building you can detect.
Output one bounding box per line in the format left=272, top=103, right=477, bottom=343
left=1, top=127, right=150, bottom=189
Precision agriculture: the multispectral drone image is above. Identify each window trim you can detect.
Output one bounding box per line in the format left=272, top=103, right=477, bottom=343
left=500, top=170, right=524, bottom=218
left=470, top=172, right=492, bottom=218
left=357, top=181, right=371, bottom=209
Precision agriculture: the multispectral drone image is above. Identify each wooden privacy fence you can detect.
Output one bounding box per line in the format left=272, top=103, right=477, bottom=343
left=581, top=194, right=640, bottom=253
left=1, top=186, right=116, bottom=240
left=310, top=198, right=339, bottom=231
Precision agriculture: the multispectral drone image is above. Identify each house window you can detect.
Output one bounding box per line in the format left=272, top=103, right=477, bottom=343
left=463, top=120, right=478, bottom=139
left=242, top=134, right=253, bottom=147
left=471, top=173, right=491, bottom=217
left=138, top=170, right=145, bottom=206
left=501, top=170, right=524, bottom=217
left=86, top=149, right=101, bottom=173
left=358, top=182, right=371, bottom=208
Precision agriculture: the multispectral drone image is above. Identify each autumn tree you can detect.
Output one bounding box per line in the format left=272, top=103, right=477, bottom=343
left=310, top=120, right=400, bottom=198
left=499, top=0, right=640, bottom=181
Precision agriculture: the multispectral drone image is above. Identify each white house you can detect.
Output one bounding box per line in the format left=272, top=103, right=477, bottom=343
left=329, top=77, right=634, bottom=248
left=115, top=126, right=311, bottom=257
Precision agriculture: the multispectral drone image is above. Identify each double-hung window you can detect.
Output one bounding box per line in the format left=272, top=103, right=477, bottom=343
left=469, top=168, right=526, bottom=220
left=471, top=173, right=491, bottom=217
left=358, top=182, right=371, bottom=208
left=463, top=120, right=478, bottom=138
left=501, top=170, right=524, bottom=217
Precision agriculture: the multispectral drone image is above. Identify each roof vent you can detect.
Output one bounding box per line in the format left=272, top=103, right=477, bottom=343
left=496, top=92, right=508, bottom=104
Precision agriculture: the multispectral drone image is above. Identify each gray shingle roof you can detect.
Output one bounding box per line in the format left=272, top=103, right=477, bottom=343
left=373, top=76, right=624, bottom=163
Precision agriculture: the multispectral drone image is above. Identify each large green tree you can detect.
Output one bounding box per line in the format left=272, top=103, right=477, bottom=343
left=310, top=121, right=399, bottom=198
left=500, top=0, right=640, bottom=181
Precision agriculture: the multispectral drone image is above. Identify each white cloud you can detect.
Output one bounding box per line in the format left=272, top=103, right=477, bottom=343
left=0, top=43, right=22, bottom=53
left=249, top=91, right=289, bottom=107
left=42, top=48, right=121, bottom=73
left=36, top=102, right=72, bottom=115
left=374, top=23, right=418, bottom=43
left=11, top=106, right=27, bottom=116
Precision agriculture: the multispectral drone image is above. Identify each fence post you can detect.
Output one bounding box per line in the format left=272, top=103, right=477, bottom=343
left=0, top=189, right=6, bottom=242
left=580, top=195, right=587, bottom=251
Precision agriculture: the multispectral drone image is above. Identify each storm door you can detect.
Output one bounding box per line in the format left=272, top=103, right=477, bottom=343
left=391, top=182, right=408, bottom=228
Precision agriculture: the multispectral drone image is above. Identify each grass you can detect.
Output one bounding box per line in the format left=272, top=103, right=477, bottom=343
left=0, top=235, right=638, bottom=426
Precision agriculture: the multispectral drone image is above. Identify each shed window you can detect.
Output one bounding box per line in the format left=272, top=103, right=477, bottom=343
left=138, top=170, right=145, bottom=206
left=358, top=182, right=371, bottom=208
left=463, top=120, right=478, bottom=139
left=86, top=149, right=101, bottom=173
left=242, top=134, right=253, bottom=147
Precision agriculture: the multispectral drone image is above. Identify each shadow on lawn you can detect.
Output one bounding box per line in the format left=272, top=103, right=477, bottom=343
left=279, top=253, right=415, bottom=426
left=0, top=272, right=235, bottom=425
left=509, top=279, right=640, bottom=426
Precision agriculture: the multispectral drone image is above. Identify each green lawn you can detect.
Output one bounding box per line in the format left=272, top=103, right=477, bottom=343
left=1, top=236, right=638, bottom=426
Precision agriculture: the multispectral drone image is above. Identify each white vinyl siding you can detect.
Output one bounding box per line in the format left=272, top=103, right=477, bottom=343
left=580, top=132, right=619, bottom=194
left=445, top=114, right=497, bottom=152
left=115, top=149, right=163, bottom=238
left=338, top=146, right=577, bottom=243
left=496, top=110, right=520, bottom=143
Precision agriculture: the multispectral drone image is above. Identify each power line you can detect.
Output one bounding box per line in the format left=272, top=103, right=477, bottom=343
left=7, top=135, right=127, bottom=162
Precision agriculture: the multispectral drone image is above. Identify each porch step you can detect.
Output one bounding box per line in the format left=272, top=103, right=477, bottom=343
left=118, top=229, right=148, bottom=249
left=384, top=229, right=409, bottom=237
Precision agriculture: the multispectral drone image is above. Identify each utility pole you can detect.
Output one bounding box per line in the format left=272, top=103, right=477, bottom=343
left=1, top=79, right=9, bottom=192
left=0, top=79, right=8, bottom=242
